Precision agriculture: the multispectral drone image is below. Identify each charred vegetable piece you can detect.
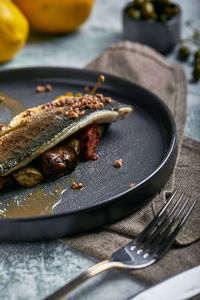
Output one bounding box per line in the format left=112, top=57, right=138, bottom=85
left=66, top=137, right=80, bottom=156
left=79, top=124, right=103, bottom=160
left=13, top=167, right=44, bottom=187
left=38, top=144, right=78, bottom=179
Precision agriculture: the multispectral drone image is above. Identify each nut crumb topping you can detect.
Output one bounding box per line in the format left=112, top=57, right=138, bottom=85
left=59, top=99, right=65, bottom=106
left=36, top=84, right=52, bottom=93
left=79, top=110, right=85, bottom=116
left=36, top=85, right=45, bottom=93
left=129, top=183, right=135, bottom=188
left=84, top=86, right=90, bottom=93
left=104, top=97, right=112, bottom=103
left=40, top=93, right=112, bottom=119
left=92, top=153, right=99, bottom=160
left=71, top=182, right=83, bottom=189
left=96, top=93, right=103, bottom=100
left=68, top=111, right=79, bottom=119
left=23, top=110, right=33, bottom=117
left=114, top=159, right=122, bottom=168
left=57, top=108, right=64, bottom=114
left=45, top=84, right=52, bottom=91
left=41, top=105, right=48, bottom=109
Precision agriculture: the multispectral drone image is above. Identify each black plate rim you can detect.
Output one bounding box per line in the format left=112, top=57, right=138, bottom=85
left=0, top=66, right=177, bottom=222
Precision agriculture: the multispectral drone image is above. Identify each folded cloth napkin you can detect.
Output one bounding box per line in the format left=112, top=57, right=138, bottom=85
left=61, top=41, right=200, bottom=284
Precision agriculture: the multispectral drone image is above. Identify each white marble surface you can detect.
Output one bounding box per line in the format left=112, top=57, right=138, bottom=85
left=0, top=241, right=147, bottom=300
left=0, top=0, right=199, bottom=299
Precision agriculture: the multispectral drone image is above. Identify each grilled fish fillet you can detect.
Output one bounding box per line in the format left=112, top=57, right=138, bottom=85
left=0, top=94, right=133, bottom=176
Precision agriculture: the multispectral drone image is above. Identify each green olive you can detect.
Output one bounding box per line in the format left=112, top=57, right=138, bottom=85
left=133, top=0, right=144, bottom=8
left=195, top=57, right=200, bottom=66
left=160, top=14, right=168, bottom=21
left=151, top=12, right=158, bottom=20
left=178, top=46, right=191, bottom=61
left=156, top=0, right=170, bottom=4
left=194, top=49, right=200, bottom=61
left=128, top=8, right=141, bottom=19
left=142, top=2, right=155, bottom=18
left=193, top=64, right=200, bottom=82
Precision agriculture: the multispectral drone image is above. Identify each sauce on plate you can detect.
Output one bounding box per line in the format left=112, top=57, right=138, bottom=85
left=0, top=93, right=25, bottom=118
left=0, top=187, right=64, bottom=218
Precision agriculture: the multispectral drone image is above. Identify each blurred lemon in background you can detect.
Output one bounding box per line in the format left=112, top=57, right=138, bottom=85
left=13, top=0, right=94, bottom=34
left=0, top=0, right=29, bottom=63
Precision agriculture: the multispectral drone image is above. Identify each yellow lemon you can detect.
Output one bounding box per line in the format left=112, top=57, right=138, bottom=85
left=0, top=0, right=29, bottom=63
left=13, top=0, right=94, bottom=34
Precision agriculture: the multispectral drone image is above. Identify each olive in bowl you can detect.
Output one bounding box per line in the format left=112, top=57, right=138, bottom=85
left=123, top=0, right=181, bottom=54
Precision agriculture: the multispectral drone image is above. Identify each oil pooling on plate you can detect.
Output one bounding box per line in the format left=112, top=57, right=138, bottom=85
left=0, top=93, right=26, bottom=118
left=0, top=187, right=65, bottom=218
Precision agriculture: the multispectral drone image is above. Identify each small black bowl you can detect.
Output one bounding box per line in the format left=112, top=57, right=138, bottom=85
left=123, top=2, right=181, bottom=54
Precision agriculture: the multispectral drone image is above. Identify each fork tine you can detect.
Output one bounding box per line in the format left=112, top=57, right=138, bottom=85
left=161, top=196, right=191, bottom=236
left=155, top=198, right=197, bottom=257
left=147, top=195, right=190, bottom=251
left=141, top=192, right=185, bottom=248
left=135, top=189, right=177, bottom=244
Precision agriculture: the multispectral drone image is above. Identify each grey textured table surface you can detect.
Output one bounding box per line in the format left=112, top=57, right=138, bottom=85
left=0, top=1, right=199, bottom=299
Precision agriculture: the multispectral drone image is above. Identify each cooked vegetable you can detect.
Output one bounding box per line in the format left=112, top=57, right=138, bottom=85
left=13, top=166, right=44, bottom=187
left=66, top=137, right=80, bottom=156
left=79, top=124, right=103, bottom=160
left=37, top=143, right=78, bottom=179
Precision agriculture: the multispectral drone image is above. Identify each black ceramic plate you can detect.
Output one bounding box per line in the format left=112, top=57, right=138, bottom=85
left=0, top=67, right=177, bottom=241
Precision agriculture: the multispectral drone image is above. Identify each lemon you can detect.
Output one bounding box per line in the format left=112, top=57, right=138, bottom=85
left=13, top=0, right=94, bottom=34
left=0, top=0, right=29, bottom=63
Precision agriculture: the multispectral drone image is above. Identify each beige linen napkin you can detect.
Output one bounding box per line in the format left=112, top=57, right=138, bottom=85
left=61, top=41, right=200, bottom=284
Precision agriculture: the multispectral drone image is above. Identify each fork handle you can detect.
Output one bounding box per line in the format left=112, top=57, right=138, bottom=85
left=43, top=259, right=125, bottom=300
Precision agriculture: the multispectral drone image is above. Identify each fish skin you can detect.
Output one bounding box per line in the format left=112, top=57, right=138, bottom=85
left=0, top=96, right=133, bottom=176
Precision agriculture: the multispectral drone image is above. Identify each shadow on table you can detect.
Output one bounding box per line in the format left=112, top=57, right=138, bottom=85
left=27, top=29, right=79, bottom=44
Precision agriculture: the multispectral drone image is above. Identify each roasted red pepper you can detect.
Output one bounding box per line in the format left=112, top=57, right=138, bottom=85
left=79, top=124, right=101, bottom=160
